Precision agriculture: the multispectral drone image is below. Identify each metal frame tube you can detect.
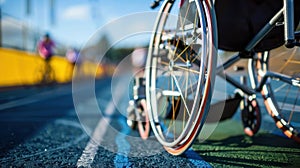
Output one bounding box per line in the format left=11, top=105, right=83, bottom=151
left=284, top=0, right=295, bottom=47
left=245, top=8, right=284, bottom=51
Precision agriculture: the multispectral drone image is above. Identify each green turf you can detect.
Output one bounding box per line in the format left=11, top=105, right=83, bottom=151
left=193, top=119, right=300, bottom=167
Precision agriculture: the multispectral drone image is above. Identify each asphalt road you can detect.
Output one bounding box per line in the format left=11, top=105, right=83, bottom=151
left=0, top=76, right=299, bottom=167
left=0, top=78, right=209, bottom=167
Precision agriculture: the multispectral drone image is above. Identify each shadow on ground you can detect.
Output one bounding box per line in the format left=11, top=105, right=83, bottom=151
left=193, top=120, right=300, bottom=167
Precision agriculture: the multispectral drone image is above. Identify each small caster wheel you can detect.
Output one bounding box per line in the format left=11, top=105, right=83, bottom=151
left=241, top=97, right=261, bottom=136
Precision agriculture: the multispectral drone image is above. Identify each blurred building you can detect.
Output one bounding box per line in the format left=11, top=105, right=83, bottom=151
left=0, top=0, right=67, bottom=55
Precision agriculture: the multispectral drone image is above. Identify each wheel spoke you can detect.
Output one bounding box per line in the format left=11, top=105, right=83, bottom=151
left=146, top=0, right=217, bottom=154
left=160, top=60, right=201, bottom=74
left=173, top=33, right=202, bottom=62
left=171, top=73, right=191, bottom=117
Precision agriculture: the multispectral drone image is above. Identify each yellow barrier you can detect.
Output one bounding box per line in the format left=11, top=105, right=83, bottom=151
left=0, top=48, right=104, bottom=87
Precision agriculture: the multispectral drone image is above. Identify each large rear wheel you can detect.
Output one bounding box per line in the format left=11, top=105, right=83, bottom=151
left=145, top=0, right=218, bottom=155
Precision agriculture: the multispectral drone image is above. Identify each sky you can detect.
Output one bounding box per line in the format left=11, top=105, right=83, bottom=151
left=1, top=0, right=159, bottom=49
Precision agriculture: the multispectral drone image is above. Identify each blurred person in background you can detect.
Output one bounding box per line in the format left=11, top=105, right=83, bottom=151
left=38, top=33, right=56, bottom=61
left=66, top=47, right=80, bottom=80
left=36, top=33, right=56, bottom=84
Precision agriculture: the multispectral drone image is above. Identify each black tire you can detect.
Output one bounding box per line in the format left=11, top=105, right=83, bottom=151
left=145, top=0, right=218, bottom=155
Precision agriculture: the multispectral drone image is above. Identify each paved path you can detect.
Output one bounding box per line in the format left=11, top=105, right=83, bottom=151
left=0, top=78, right=210, bottom=167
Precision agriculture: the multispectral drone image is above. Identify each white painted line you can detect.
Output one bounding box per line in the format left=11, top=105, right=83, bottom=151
left=273, top=83, right=287, bottom=93
left=76, top=100, right=115, bottom=168
left=77, top=78, right=126, bottom=167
